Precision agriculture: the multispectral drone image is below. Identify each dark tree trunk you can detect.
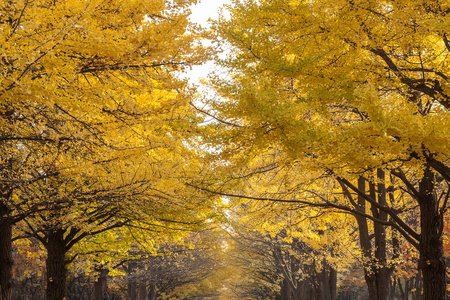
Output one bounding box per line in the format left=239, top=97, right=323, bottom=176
left=371, top=169, right=391, bottom=300
left=138, top=263, right=147, bottom=300
left=138, top=280, right=147, bottom=300
left=349, top=175, right=392, bottom=300
left=147, top=282, right=157, bottom=300
left=0, top=185, right=14, bottom=300
left=93, top=268, right=108, bottom=300
left=127, top=259, right=137, bottom=300
left=46, top=229, right=68, bottom=300
left=317, top=261, right=337, bottom=300
left=415, top=271, right=423, bottom=300
left=355, top=177, right=378, bottom=300
left=279, top=279, right=289, bottom=300
left=0, top=215, right=13, bottom=300
left=418, top=167, right=446, bottom=300
left=329, top=266, right=337, bottom=300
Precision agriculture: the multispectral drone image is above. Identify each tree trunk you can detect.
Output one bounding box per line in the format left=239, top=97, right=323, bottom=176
left=354, top=177, right=378, bottom=300
left=0, top=184, right=14, bottom=300
left=371, top=169, right=390, bottom=300
left=317, top=261, right=337, bottom=300
left=0, top=215, right=13, bottom=300
left=415, top=271, right=423, bottom=300
left=138, top=263, right=147, bottom=300
left=347, top=175, right=392, bottom=300
left=404, top=278, right=409, bottom=300
left=127, top=259, right=137, bottom=300
left=147, top=282, right=157, bottom=300
left=93, top=268, right=108, bottom=300
left=279, top=279, right=289, bottom=300
left=138, top=283, right=147, bottom=300
left=329, top=266, right=337, bottom=300
left=418, top=167, right=446, bottom=300
left=46, top=229, right=68, bottom=300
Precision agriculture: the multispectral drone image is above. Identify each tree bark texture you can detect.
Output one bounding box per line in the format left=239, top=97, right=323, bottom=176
left=329, top=266, right=337, bottom=300
left=93, top=268, right=108, bottom=300
left=127, top=259, right=137, bottom=300
left=0, top=185, right=14, bottom=300
left=355, top=177, right=378, bottom=300
left=46, top=229, right=68, bottom=300
left=147, top=282, right=157, bottom=300
left=354, top=176, right=391, bottom=300
left=0, top=215, right=13, bottom=300
left=372, top=170, right=391, bottom=300
left=418, top=167, right=446, bottom=300
left=138, top=282, right=147, bottom=300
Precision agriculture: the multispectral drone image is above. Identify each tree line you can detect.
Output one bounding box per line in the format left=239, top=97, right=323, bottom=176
left=1, top=0, right=450, bottom=299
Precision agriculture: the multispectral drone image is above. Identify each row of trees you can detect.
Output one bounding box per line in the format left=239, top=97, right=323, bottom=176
left=11, top=196, right=437, bottom=300
left=219, top=198, right=436, bottom=300
left=199, top=0, right=450, bottom=299
left=0, top=0, right=221, bottom=299
left=2, top=0, right=450, bottom=299
left=11, top=231, right=226, bottom=300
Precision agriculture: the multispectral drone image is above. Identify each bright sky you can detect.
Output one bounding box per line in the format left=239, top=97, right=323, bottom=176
left=186, top=0, right=232, bottom=85
left=189, top=0, right=231, bottom=28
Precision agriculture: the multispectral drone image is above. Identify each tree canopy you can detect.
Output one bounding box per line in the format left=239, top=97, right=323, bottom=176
left=204, top=0, right=450, bottom=299
left=2, top=0, right=450, bottom=299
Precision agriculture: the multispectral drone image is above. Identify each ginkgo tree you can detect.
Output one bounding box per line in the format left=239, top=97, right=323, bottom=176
left=17, top=153, right=215, bottom=300
left=222, top=203, right=347, bottom=300
left=205, top=0, right=450, bottom=299
left=0, top=0, right=214, bottom=299
left=214, top=147, right=407, bottom=299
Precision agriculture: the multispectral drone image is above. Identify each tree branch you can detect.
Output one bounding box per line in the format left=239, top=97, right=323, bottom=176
left=186, top=182, right=420, bottom=248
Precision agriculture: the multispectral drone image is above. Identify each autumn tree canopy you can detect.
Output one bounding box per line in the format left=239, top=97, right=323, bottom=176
left=205, top=0, right=450, bottom=299
left=0, top=1, right=218, bottom=299
left=3, top=0, right=450, bottom=299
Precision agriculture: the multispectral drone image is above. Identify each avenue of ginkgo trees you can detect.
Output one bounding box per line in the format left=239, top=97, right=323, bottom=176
left=1, top=0, right=450, bottom=300
left=203, top=0, right=450, bottom=299
left=0, top=0, right=218, bottom=300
